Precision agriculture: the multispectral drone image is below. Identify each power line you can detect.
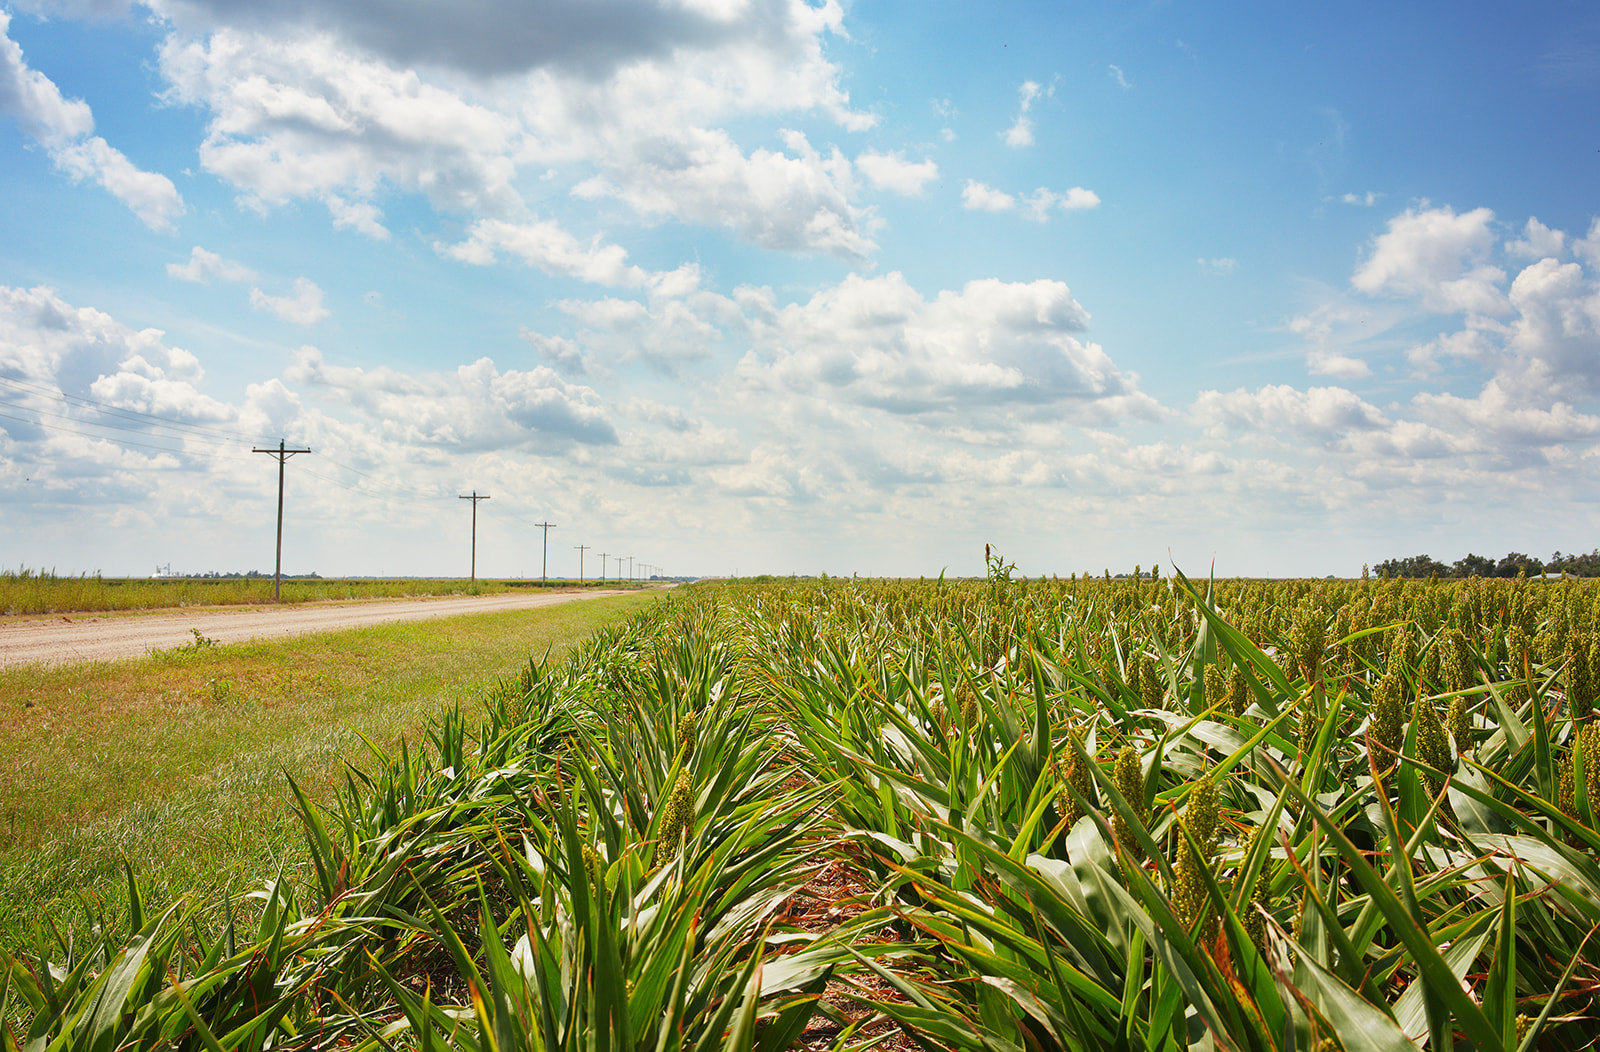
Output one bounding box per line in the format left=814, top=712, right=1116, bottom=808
left=1, top=378, right=534, bottom=516
left=0, top=406, right=257, bottom=463
left=0, top=376, right=245, bottom=440
left=0, top=389, right=464, bottom=518
left=314, top=452, right=455, bottom=502
left=0, top=378, right=462, bottom=506
left=0, top=394, right=238, bottom=444
left=295, top=463, right=445, bottom=511
left=0, top=380, right=683, bottom=583
left=0, top=375, right=265, bottom=445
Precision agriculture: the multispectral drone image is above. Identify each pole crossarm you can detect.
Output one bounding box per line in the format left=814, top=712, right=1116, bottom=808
left=459, top=492, right=491, bottom=581
left=251, top=443, right=313, bottom=458
left=252, top=439, right=312, bottom=602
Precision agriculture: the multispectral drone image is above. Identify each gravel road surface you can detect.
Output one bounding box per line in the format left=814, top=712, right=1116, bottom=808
left=0, top=589, right=639, bottom=668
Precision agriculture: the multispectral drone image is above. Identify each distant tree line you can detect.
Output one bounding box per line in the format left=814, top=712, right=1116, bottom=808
left=1372, top=550, right=1600, bottom=579
left=167, top=570, right=324, bottom=580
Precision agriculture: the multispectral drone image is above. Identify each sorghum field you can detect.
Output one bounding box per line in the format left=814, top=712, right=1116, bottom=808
left=7, top=567, right=1600, bottom=1050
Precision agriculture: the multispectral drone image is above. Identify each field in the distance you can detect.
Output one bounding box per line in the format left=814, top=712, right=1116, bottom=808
left=0, top=570, right=649, bottom=616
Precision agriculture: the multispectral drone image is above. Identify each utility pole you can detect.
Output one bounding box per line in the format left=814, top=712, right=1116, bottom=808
left=574, top=544, right=590, bottom=582
left=534, top=521, right=557, bottom=582
left=627, top=555, right=634, bottom=581
left=596, top=552, right=609, bottom=581
left=459, top=491, right=491, bottom=581
left=252, top=438, right=312, bottom=602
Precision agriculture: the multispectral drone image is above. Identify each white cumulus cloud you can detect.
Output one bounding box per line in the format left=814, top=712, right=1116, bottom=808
left=1352, top=204, right=1508, bottom=315
left=1020, top=186, right=1098, bottom=220
left=574, top=127, right=876, bottom=260
left=0, top=284, right=236, bottom=491
left=855, top=149, right=938, bottom=196
left=149, top=0, right=880, bottom=258
left=733, top=271, right=1155, bottom=420
left=1003, top=79, right=1044, bottom=147
left=1, top=284, right=202, bottom=391
left=250, top=277, right=331, bottom=325
left=961, top=179, right=1096, bottom=220
left=0, top=12, right=184, bottom=230
left=961, top=179, right=1014, bottom=212
left=159, top=29, right=521, bottom=225
left=1306, top=348, right=1371, bottom=379
left=167, top=245, right=257, bottom=284
left=1506, top=216, right=1566, bottom=261
left=1193, top=384, right=1389, bottom=443
left=1333, top=208, right=1600, bottom=404
left=441, top=218, right=671, bottom=288
left=0, top=12, right=92, bottom=143
left=289, top=346, right=617, bottom=448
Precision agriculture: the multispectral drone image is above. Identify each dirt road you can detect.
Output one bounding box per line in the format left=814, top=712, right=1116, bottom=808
left=0, top=589, right=641, bottom=668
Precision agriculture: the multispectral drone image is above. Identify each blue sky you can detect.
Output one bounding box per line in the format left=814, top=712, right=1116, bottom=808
left=2, top=0, right=1598, bottom=579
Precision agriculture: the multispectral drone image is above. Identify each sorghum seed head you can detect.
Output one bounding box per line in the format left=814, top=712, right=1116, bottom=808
left=1446, top=695, right=1471, bottom=753
left=675, top=710, right=698, bottom=758
left=1111, top=745, right=1145, bottom=854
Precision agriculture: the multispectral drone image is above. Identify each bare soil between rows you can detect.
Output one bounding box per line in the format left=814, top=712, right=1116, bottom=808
left=0, top=588, right=656, bottom=667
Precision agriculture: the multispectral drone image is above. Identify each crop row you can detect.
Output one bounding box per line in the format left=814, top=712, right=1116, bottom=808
left=6, top=571, right=1600, bottom=1050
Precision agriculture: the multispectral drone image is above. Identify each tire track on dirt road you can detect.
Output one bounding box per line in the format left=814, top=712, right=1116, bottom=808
left=0, top=589, right=651, bottom=668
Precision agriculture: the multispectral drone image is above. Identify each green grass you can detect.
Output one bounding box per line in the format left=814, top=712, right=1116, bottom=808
left=0, top=591, right=658, bottom=946
left=0, top=569, right=641, bottom=616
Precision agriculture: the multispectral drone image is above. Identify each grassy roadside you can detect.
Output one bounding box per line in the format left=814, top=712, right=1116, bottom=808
left=0, top=591, right=658, bottom=946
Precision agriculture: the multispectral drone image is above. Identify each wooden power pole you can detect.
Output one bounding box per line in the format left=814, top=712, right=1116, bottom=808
left=596, top=551, right=609, bottom=581
left=573, top=543, right=590, bottom=582
left=459, top=492, right=491, bottom=581
left=252, top=439, right=311, bottom=601
left=534, top=521, right=557, bottom=581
